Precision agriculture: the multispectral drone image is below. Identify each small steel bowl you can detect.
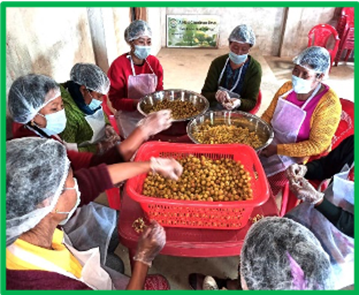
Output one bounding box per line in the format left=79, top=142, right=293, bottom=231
left=137, top=89, right=209, bottom=135
left=186, top=110, right=274, bottom=152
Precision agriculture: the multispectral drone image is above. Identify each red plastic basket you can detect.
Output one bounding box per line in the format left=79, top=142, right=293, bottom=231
left=126, top=142, right=270, bottom=230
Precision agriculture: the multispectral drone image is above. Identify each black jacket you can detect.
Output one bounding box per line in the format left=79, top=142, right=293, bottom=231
left=306, top=135, right=354, bottom=237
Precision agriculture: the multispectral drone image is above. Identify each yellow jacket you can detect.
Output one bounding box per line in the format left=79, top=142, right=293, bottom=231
left=261, top=81, right=342, bottom=157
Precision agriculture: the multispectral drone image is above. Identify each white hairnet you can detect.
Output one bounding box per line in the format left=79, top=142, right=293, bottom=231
left=292, top=46, right=331, bottom=74
left=6, top=137, right=70, bottom=246
left=228, top=24, right=256, bottom=46
left=8, top=74, right=61, bottom=124
left=124, top=20, right=152, bottom=43
left=240, top=217, right=334, bottom=290
left=70, top=63, right=110, bottom=95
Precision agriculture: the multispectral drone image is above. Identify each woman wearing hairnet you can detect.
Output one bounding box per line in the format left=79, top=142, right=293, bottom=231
left=6, top=137, right=182, bottom=290
left=285, top=134, right=354, bottom=290
left=9, top=73, right=171, bottom=171
left=107, top=20, right=164, bottom=139
left=259, top=46, right=341, bottom=197
left=7, top=73, right=179, bottom=279
left=201, top=24, right=262, bottom=112
left=59, top=63, right=121, bottom=154
left=189, top=217, right=334, bottom=290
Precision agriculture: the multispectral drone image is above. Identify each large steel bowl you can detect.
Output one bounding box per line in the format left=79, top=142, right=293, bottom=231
left=187, top=110, right=274, bottom=152
left=137, top=89, right=209, bottom=136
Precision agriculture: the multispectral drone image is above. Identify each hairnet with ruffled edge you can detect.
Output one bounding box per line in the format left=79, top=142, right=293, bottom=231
left=70, top=63, right=110, bottom=94
left=8, top=74, right=61, bottom=124
left=240, top=217, right=334, bottom=290
left=6, top=137, right=70, bottom=246
left=228, top=24, right=256, bottom=46
left=124, top=20, right=152, bottom=43
left=292, top=46, right=331, bottom=74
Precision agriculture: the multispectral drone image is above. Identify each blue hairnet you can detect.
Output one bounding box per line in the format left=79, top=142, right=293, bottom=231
left=240, top=217, right=334, bottom=290
left=228, top=24, right=256, bottom=46
left=124, top=20, right=152, bottom=43
left=8, top=74, right=61, bottom=124
left=293, top=46, right=331, bottom=74
left=70, top=63, right=110, bottom=94
left=6, top=137, right=70, bottom=246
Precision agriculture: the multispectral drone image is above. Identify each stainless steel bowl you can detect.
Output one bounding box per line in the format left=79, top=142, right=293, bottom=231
left=186, top=110, right=274, bottom=152
left=138, top=89, right=209, bottom=136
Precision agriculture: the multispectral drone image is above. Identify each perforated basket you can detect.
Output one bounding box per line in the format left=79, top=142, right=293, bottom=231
left=126, top=142, right=270, bottom=230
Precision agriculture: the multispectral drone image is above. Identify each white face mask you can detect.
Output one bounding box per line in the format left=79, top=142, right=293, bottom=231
left=37, top=109, right=67, bottom=136
left=291, top=75, right=315, bottom=94
left=229, top=51, right=248, bottom=65
left=134, top=45, right=151, bottom=60
left=57, top=178, right=81, bottom=226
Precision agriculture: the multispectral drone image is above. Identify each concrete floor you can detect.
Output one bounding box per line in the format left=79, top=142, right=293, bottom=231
left=98, top=47, right=354, bottom=290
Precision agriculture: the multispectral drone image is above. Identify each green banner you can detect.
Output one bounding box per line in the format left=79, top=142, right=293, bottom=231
left=167, top=15, right=219, bottom=48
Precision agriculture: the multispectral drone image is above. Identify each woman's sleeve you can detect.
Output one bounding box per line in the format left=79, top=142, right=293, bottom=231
left=201, top=59, right=221, bottom=107
left=74, top=164, right=114, bottom=205
left=277, top=91, right=342, bottom=157
left=107, top=59, right=135, bottom=112
left=315, top=198, right=354, bottom=238
left=239, top=61, right=262, bottom=112
left=154, top=59, right=164, bottom=91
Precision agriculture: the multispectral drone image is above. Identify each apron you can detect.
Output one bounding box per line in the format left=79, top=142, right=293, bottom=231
left=212, top=58, right=242, bottom=110
left=62, top=202, right=117, bottom=267
left=7, top=234, right=114, bottom=290
left=260, top=84, right=321, bottom=177
left=116, top=55, right=158, bottom=139
left=79, top=107, right=106, bottom=146
left=286, top=163, right=354, bottom=290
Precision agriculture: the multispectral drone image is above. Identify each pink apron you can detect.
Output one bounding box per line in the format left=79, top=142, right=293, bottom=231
left=260, top=84, right=322, bottom=177
left=115, top=55, right=158, bottom=139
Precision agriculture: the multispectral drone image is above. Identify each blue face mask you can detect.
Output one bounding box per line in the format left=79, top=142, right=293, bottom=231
left=229, top=51, right=248, bottom=65
left=134, top=45, right=151, bottom=60
left=88, top=97, right=102, bottom=111
left=37, top=109, right=67, bottom=136
left=291, top=75, right=314, bottom=94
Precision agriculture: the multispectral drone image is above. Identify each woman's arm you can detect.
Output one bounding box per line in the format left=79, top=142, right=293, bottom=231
left=125, top=262, right=149, bottom=290
left=315, top=198, right=354, bottom=238
left=239, top=58, right=262, bottom=112
left=201, top=57, right=225, bottom=107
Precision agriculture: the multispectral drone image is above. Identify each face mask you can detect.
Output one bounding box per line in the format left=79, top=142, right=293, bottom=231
left=291, top=75, right=314, bottom=94
left=38, top=109, right=67, bottom=136
left=229, top=51, right=248, bottom=65
left=57, top=178, right=81, bottom=226
left=134, top=45, right=151, bottom=60
left=88, top=97, right=102, bottom=111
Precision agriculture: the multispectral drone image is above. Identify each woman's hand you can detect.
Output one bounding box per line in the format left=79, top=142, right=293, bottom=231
left=286, top=163, right=307, bottom=183
left=150, top=157, right=183, bottom=180
left=133, top=220, right=166, bottom=267
left=215, top=90, right=230, bottom=103
left=289, top=177, right=324, bottom=205
left=137, top=110, right=172, bottom=139
left=260, top=144, right=278, bottom=157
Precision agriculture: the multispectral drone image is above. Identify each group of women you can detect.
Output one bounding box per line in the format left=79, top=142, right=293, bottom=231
left=6, top=19, right=353, bottom=290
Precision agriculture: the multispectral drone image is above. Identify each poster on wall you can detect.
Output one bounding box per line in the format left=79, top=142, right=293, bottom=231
left=167, top=15, right=219, bottom=48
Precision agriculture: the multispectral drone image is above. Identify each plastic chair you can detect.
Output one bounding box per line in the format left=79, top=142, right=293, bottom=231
left=249, top=90, right=262, bottom=115
left=334, top=8, right=354, bottom=66
left=307, top=24, right=340, bottom=71
left=279, top=98, right=354, bottom=216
